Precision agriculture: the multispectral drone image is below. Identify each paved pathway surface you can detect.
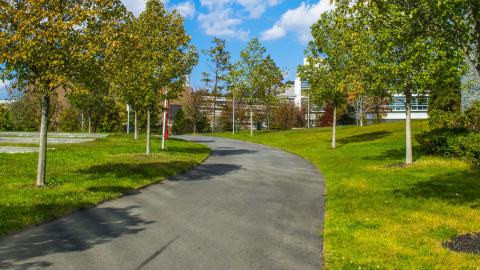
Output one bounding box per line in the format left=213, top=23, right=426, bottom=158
left=0, top=136, right=325, bottom=270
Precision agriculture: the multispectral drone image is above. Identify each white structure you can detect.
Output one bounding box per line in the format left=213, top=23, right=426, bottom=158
left=0, top=99, right=15, bottom=105
left=291, top=57, right=429, bottom=121
left=368, top=94, right=429, bottom=120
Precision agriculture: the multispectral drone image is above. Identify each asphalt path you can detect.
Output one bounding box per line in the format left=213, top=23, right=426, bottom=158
left=0, top=136, right=325, bottom=270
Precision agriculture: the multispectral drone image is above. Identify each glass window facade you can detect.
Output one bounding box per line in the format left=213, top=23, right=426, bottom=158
left=389, top=96, right=429, bottom=112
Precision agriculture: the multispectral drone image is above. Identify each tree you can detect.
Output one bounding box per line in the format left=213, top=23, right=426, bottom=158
left=360, top=0, right=465, bottom=164
left=256, top=56, right=284, bottom=131
left=232, top=38, right=279, bottom=136
left=131, top=0, right=197, bottom=155
left=298, top=10, right=351, bottom=149
left=172, top=108, right=188, bottom=135
left=203, top=38, right=231, bottom=132
left=109, top=14, right=143, bottom=140
left=0, top=0, right=127, bottom=186
left=183, top=89, right=209, bottom=134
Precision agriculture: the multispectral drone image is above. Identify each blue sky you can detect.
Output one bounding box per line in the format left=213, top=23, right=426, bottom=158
left=0, top=0, right=332, bottom=99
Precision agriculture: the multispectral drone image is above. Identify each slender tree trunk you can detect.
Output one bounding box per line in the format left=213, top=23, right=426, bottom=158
left=307, top=98, right=311, bottom=128
left=81, top=111, right=85, bottom=131
left=250, top=108, right=254, bottom=137
left=146, top=107, right=151, bottom=156
left=36, top=94, right=49, bottom=187
left=127, top=104, right=130, bottom=134
left=212, top=96, right=216, bottom=133
left=405, top=93, right=413, bottom=165
left=162, top=99, right=167, bottom=150
left=193, top=122, right=197, bottom=135
left=232, top=98, right=235, bottom=134
left=134, top=110, right=138, bottom=140
left=88, top=111, right=92, bottom=134
left=359, top=99, right=364, bottom=127
left=332, top=106, right=337, bottom=149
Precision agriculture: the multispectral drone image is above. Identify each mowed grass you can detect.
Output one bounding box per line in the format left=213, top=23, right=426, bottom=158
left=213, top=121, right=480, bottom=269
left=0, top=135, right=210, bottom=236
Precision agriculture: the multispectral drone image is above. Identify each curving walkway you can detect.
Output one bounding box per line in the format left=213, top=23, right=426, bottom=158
left=0, top=136, right=325, bottom=270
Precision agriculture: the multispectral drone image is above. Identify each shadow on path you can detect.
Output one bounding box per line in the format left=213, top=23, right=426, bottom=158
left=0, top=206, right=153, bottom=270
left=170, top=163, right=242, bottom=181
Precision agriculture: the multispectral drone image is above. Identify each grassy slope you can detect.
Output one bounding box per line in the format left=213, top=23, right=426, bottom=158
left=0, top=135, right=210, bottom=236
left=213, top=121, right=480, bottom=269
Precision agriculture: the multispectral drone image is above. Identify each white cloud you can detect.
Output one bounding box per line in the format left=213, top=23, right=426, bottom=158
left=0, top=80, right=9, bottom=90
left=172, top=1, right=196, bottom=19
left=260, top=0, right=333, bottom=43
left=197, top=0, right=281, bottom=39
left=235, top=0, right=281, bottom=19
left=198, top=8, right=248, bottom=40
left=121, top=0, right=147, bottom=16
left=123, top=0, right=197, bottom=18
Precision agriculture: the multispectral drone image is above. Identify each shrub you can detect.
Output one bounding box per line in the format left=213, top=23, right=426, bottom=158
left=428, top=109, right=465, bottom=130
left=59, top=107, right=80, bottom=132
left=416, top=128, right=468, bottom=156
left=0, top=105, right=13, bottom=131
left=464, top=101, right=480, bottom=132
left=172, top=108, right=188, bottom=135
left=416, top=129, right=480, bottom=164
left=448, top=133, right=480, bottom=164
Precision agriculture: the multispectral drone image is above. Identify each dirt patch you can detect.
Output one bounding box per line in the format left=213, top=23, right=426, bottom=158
left=444, top=232, right=480, bottom=254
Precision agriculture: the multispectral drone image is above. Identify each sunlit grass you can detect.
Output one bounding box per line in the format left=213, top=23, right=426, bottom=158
left=0, top=135, right=210, bottom=236
left=212, top=121, right=480, bottom=269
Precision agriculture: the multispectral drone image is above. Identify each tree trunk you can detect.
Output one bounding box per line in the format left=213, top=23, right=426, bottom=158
left=162, top=99, right=167, bottom=150
left=332, top=106, right=337, bottom=149
left=81, top=111, right=85, bottom=131
left=359, top=99, right=364, bottom=127
left=250, top=108, right=254, bottom=137
left=127, top=104, right=130, bottom=134
left=146, top=107, right=151, bottom=156
left=212, top=96, right=216, bottom=133
left=405, top=93, right=413, bottom=165
left=232, top=98, right=235, bottom=134
left=36, top=95, right=49, bottom=187
left=88, top=111, right=92, bottom=134
left=134, top=111, right=138, bottom=140
left=307, top=98, right=310, bottom=128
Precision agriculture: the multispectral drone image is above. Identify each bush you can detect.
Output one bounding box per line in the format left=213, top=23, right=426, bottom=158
left=416, top=129, right=480, bottom=164
left=59, top=107, right=80, bottom=132
left=464, top=101, right=480, bottom=132
left=448, top=133, right=480, bottom=164
left=0, top=105, right=13, bottom=131
left=172, top=108, right=188, bottom=135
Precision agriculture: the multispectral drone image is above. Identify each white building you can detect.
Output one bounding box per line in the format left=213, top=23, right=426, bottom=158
left=290, top=58, right=429, bottom=121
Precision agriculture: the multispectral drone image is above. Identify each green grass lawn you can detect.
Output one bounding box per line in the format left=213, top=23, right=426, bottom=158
left=212, top=121, right=480, bottom=269
left=0, top=135, right=210, bottom=236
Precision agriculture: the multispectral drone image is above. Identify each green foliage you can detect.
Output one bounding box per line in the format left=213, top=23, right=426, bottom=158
left=464, top=101, right=480, bottom=132
left=0, top=105, right=12, bottom=131
left=172, top=108, right=188, bottom=135
left=59, top=108, right=80, bottom=132
left=97, top=103, right=123, bottom=132
left=196, top=115, right=211, bottom=133
left=429, top=101, right=480, bottom=132
left=418, top=102, right=480, bottom=164
left=417, top=129, right=480, bottom=164
left=428, top=110, right=467, bottom=130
